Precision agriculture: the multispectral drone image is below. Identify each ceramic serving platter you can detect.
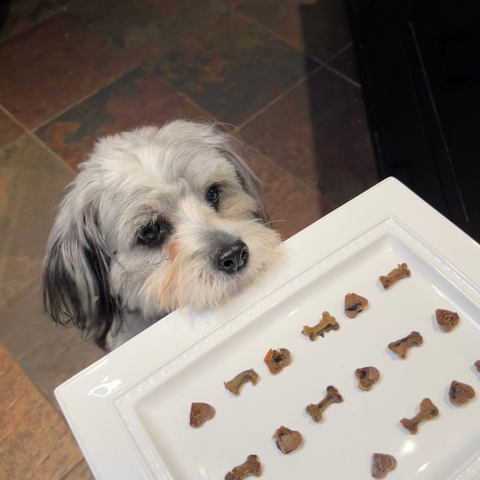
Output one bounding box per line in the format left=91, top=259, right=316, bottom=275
left=56, top=178, right=480, bottom=480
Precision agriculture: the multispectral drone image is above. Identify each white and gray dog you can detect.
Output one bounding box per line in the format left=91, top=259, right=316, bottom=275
left=42, top=121, right=280, bottom=350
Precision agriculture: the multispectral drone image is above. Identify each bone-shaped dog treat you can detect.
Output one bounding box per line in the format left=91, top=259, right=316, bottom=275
left=305, top=385, right=343, bottom=422
left=449, top=380, right=476, bottom=406
left=435, top=309, right=460, bottom=332
left=302, top=312, right=339, bottom=341
left=388, top=331, right=423, bottom=359
left=189, top=402, right=216, bottom=427
left=379, top=263, right=411, bottom=289
left=224, top=369, right=259, bottom=395
left=372, top=453, right=397, bottom=479
left=273, top=426, right=303, bottom=454
left=345, top=293, right=369, bottom=318
left=400, top=398, right=439, bottom=434
left=355, top=366, right=380, bottom=391
left=225, top=455, right=262, bottom=480
left=264, top=348, right=291, bottom=374
left=475, top=360, right=480, bottom=372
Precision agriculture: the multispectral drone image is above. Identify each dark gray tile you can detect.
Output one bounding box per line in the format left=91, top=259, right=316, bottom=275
left=153, top=10, right=318, bottom=125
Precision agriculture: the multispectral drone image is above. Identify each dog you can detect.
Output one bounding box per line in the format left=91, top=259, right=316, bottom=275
left=42, top=121, right=280, bottom=350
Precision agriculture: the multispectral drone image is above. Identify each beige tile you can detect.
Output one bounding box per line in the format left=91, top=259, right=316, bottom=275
left=0, top=135, right=103, bottom=406
left=0, top=109, right=24, bottom=150
left=0, top=342, right=83, bottom=480
left=0, top=281, right=104, bottom=407
left=61, top=460, right=95, bottom=480
left=0, top=135, right=73, bottom=305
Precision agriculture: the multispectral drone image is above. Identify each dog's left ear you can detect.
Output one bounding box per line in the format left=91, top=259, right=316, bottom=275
left=219, top=137, right=269, bottom=222
left=42, top=189, right=120, bottom=349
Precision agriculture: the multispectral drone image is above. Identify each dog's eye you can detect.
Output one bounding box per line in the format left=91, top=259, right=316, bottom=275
left=139, top=223, right=164, bottom=244
left=206, top=185, right=220, bottom=206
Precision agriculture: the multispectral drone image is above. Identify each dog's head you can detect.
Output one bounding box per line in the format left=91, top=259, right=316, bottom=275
left=42, top=121, right=280, bottom=347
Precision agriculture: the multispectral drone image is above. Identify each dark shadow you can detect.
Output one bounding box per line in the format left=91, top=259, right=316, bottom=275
left=298, top=0, right=379, bottom=212
left=0, top=0, right=13, bottom=38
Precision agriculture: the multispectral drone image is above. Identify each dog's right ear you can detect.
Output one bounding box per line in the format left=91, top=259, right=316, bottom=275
left=42, top=194, right=120, bottom=349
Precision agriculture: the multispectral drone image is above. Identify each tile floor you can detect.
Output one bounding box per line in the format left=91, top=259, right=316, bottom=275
left=0, top=0, right=377, bottom=478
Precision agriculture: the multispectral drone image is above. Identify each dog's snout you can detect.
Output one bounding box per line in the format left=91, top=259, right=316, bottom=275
left=214, top=240, right=249, bottom=274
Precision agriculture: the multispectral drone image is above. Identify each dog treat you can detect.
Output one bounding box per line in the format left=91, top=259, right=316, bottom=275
left=400, top=398, right=439, bottom=434
left=388, top=331, right=423, bottom=359
left=449, top=381, right=476, bottom=406
left=189, top=402, right=216, bottom=427
left=225, top=455, right=262, bottom=480
left=372, top=453, right=397, bottom=479
left=355, top=367, right=380, bottom=391
left=345, top=293, right=369, bottom=318
left=302, top=312, right=339, bottom=341
left=264, top=348, right=292, bottom=374
left=379, top=263, right=411, bottom=289
left=305, top=385, right=343, bottom=422
left=273, top=426, right=303, bottom=454
left=475, top=360, right=480, bottom=372
left=435, top=309, right=460, bottom=332
left=224, top=369, right=259, bottom=395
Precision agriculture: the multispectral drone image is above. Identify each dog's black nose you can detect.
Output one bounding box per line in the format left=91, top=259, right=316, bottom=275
left=214, top=240, right=249, bottom=274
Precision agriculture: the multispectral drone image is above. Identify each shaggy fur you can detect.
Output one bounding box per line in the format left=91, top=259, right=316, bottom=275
left=42, top=121, right=280, bottom=350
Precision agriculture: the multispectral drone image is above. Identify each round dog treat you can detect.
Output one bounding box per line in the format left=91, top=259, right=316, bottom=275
left=372, top=453, right=397, bottom=479
left=449, top=380, right=475, bottom=406
left=355, top=366, right=380, bottom=391
left=435, top=309, right=460, bottom=332
left=345, top=293, right=369, bottom=318
left=264, top=348, right=291, bottom=374
left=273, top=426, right=303, bottom=454
left=189, top=403, right=216, bottom=427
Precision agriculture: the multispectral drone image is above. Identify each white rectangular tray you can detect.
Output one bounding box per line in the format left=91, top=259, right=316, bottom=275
left=56, top=178, right=480, bottom=480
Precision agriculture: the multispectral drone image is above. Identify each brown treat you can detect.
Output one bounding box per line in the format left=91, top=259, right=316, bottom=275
left=400, top=398, right=439, bottom=434
left=224, top=369, right=259, bottom=395
left=355, top=367, right=380, bottom=391
left=305, top=385, right=343, bottom=422
left=372, top=453, right=397, bottom=479
left=388, top=331, right=423, bottom=359
left=225, top=455, right=262, bottom=480
left=345, top=293, right=369, bottom=318
left=449, top=380, right=476, bottom=406
left=264, top=348, right=292, bottom=374
left=302, top=311, right=339, bottom=341
left=435, top=309, right=460, bottom=332
left=475, top=360, right=480, bottom=372
left=273, top=426, right=303, bottom=454
left=189, top=403, right=216, bottom=427
left=379, top=263, right=411, bottom=289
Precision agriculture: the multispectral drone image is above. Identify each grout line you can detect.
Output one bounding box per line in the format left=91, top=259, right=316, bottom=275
left=231, top=8, right=326, bottom=67
left=31, top=62, right=141, bottom=133
left=59, top=459, right=87, bottom=480
left=252, top=147, right=327, bottom=203
left=231, top=6, right=359, bottom=88
left=0, top=103, right=76, bottom=173
left=323, top=41, right=354, bottom=64
left=0, top=6, right=61, bottom=46
left=323, top=63, right=361, bottom=88
left=237, top=64, right=323, bottom=130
